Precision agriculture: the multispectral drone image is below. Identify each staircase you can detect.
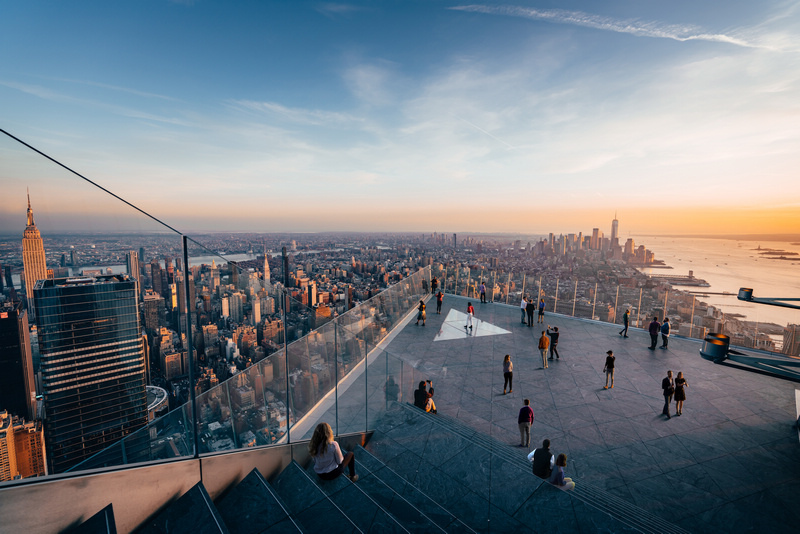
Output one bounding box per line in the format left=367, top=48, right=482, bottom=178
left=395, top=403, right=690, bottom=534
left=69, top=403, right=689, bottom=534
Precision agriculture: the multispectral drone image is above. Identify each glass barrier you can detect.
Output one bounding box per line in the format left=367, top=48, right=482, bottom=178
left=0, top=131, right=198, bottom=477
left=430, top=270, right=800, bottom=358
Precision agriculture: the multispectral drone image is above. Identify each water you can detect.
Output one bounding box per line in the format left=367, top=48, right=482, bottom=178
left=639, top=236, right=800, bottom=326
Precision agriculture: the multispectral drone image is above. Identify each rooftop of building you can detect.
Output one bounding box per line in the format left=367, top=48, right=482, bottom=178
left=32, top=274, right=136, bottom=291
left=377, top=293, right=800, bottom=533
left=146, top=386, right=168, bottom=412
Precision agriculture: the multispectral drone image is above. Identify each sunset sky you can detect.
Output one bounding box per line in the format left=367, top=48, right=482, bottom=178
left=1, top=1, right=799, bottom=236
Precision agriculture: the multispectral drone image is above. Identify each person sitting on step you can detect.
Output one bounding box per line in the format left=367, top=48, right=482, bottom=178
left=528, top=439, right=554, bottom=479
left=413, top=380, right=436, bottom=413
left=309, top=422, right=358, bottom=482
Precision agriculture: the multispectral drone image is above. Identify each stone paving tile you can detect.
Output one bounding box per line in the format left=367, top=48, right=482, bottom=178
left=380, top=295, right=800, bottom=532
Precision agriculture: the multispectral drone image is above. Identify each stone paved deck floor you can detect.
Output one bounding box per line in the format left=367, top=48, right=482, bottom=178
left=381, top=294, right=800, bottom=533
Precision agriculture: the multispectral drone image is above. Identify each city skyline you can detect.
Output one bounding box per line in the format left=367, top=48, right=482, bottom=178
left=2, top=1, right=799, bottom=234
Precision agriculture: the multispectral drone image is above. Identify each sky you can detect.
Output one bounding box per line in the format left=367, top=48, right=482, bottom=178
left=1, top=0, right=799, bottom=236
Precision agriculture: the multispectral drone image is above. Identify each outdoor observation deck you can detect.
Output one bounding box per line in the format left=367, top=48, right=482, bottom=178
left=376, top=293, right=800, bottom=533
left=2, top=290, right=799, bottom=533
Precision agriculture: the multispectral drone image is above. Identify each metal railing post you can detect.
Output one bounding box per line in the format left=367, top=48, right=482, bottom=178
left=182, top=236, right=199, bottom=459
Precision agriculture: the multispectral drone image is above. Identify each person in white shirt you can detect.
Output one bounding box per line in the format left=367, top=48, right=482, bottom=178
left=309, top=422, right=358, bottom=482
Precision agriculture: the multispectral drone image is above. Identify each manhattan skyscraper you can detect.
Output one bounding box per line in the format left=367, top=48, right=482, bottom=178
left=34, top=275, right=148, bottom=473
left=22, top=191, right=47, bottom=318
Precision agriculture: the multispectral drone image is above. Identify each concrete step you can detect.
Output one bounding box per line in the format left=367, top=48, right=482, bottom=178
left=355, top=446, right=476, bottom=534
left=271, top=461, right=362, bottom=534
left=398, top=403, right=690, bottom=534
left=65, top=504, right=117, bottom=534
left=300, top=458, right=411, bottom=534
left=216, top=468, right=302, bottom=534
left=136, top=482, right=229, bottom=534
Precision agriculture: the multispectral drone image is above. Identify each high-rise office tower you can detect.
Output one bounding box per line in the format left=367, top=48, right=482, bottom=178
left=0, top=260, right=4, bottom=293
left=3, top=265, right=13, bottom=292
left=0, top=300, right=36, bottom=420
left=150, top=258, right=162, bottom=296
left=210, top=260, right=220, bottom=293
left=0, top=411, right=18, bottom=481
left=590, top=228, right=601, bottom=250
left=0, top=411, right=46, bottom=481
left=12, top=416, right=47, bottom=478
left=282, top=247, right=289, bottom=286
left=22, top=192, right=47, bottom=317
left=263, top=249, right=271, bottom=284
left=611, top=213, right=619, bottom=244
left=142, top=290, right=164, bottom=335
left=126, top=251, right=141, bottom=299
left=34, top=275, right=148, bottom=473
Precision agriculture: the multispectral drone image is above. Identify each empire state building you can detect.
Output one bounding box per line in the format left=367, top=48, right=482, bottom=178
left=22, top=191, right=47, bottom=318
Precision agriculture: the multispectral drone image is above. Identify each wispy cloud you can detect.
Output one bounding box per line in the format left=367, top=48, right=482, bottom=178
left=227, top=100, right=363, bottom=126
left=0, top=80, right=191, bottom=126
left=53, top=78, right=179, bottom=101
left=450, top=4, right=763, bottom=49
left=315, top=3, right=363, bottom=18
left=453, top=115, right=516, bottom=150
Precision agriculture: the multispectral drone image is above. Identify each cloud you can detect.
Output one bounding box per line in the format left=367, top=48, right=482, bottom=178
left=315, top=3, right=363, bottom=18
left=227, top=100, right=362, bottom=126
left=343, top=63, right=396, bottom=106
left=53, top=78, right=178, bottom=101
left=450, top=4, right=764, bottom=49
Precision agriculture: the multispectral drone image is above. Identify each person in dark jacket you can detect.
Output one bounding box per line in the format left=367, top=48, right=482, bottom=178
left=660, top=318, right=670, bottom=349
left=619, top=309, right=630, bottom=338
left=518, top=399, right=534, bottom=447
left=648, top=317, right=661, bottom=350
left=527, top=439, right=554, bottom=479
left=413, top=380, right=436, bottom=413
left=526, top=298, right=535, bottom=327
left=661, top=370, right=674, bottom=419
left=547, top=326, right=560, bottom=360
left=603, top=350, right=615, bottom=389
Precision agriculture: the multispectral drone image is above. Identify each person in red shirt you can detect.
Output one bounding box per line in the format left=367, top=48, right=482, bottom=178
left=465, top=302, right=474, bottom=332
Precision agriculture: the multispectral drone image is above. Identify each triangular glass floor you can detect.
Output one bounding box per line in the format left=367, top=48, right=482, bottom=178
left=434, top=308, right=512, bottom=341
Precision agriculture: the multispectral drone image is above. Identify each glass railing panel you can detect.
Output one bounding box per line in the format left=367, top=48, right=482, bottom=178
left=0, top=132, right=197, bottom=478
left=335, top=323, right=367, bottom=435
left=226, top=360, right=270, bottom=449
left=572, top=279, right=595, bottom=319
left=383, top=283, right=404, bottom=330
left=492, top=270, right=509, bottom=304
left=196, top=378, right=237, bottom=453
left=616, top=286, right=642, bottom=329
left=430, top=263, right=445, bottom=296
left=366, top=349, right=389, bottom=431
left=286, top=334, right=313, bottom=430
left=508, top=271, right=527, bottom=309
left=592, top=281, right=618, bottom=324
left=540, top=277, right=557, bottom=318
left=442, top=264, right=456, bottom=295
left=637, top=287, right=667, bottom=328
left=553, top=277, right=573, bottom=316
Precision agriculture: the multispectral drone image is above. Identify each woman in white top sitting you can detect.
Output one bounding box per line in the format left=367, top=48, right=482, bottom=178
left=309, top=422, right=358, bottom=482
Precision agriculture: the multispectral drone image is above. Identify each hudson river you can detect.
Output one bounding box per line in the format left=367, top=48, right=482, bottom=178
left=638, top=236, right=800, bottom=327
